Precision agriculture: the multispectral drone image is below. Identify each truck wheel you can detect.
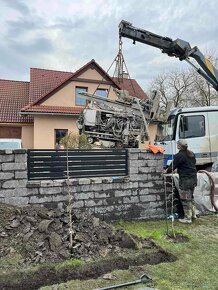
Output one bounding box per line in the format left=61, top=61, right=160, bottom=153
left=87, top=137, right=94, bottom=144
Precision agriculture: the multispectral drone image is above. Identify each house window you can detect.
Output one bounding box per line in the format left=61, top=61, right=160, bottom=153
left=55, top=129, right=68, bottom=147
left=95, top=88, right=108, bottom=98
left=75, top=87, right=88, bottom=106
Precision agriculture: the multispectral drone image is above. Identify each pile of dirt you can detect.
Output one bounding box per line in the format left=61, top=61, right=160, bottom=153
left=0, top=203, right=156, bottom=266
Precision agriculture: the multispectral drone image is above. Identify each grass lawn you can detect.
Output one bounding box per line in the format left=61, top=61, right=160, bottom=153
left=41, top=214, right=218, bottom=290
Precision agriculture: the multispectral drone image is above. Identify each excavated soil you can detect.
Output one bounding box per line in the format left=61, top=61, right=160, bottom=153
left=0, top=203, right=176, bottom=289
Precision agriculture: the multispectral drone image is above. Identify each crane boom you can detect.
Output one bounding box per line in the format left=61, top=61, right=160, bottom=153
left=119, top=20, right=218, bottom=91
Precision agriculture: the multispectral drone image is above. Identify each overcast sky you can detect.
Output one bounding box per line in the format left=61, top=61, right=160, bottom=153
left=0, top=0, right=218, bottom=91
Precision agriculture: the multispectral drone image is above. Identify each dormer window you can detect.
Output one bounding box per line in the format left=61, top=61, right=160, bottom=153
left=75, top=87, right=88, bottom=106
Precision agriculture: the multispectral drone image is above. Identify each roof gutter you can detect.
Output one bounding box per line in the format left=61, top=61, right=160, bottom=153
left=19, top=111, right=81, bottom=117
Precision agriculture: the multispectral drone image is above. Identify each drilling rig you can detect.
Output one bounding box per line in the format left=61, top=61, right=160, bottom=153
left=76, top=88, right=168, bottom=148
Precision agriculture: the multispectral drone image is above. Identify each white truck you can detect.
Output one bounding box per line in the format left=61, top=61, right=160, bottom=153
left=156, top=106, right=218, bottom=168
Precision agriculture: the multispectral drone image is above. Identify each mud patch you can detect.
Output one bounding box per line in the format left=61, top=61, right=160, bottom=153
left=167, top=233, right=190, bottom=243
left=0, top=249, right=176, bottom=290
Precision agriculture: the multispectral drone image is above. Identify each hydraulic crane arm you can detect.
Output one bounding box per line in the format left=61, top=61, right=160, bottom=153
left=119, top=20, right=218, bottom=91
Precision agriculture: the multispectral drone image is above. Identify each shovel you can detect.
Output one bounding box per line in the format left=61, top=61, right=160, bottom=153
left=96, top=273, right=154, bottom=290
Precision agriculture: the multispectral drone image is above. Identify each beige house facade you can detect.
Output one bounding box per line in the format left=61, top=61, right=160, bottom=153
left=0, top=59, right=157, bottom=149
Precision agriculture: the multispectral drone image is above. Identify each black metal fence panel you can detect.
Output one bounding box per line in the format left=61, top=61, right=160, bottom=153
left=27, top=149, right=128, bottom=180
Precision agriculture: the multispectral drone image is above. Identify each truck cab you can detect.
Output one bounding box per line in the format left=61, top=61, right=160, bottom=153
left=156, top=106, right=218, bottom=168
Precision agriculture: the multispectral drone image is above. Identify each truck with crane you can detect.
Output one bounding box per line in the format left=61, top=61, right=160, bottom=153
left=119, top=20, right=218, bottom=168
left=78, top=20, right=218, bottom=168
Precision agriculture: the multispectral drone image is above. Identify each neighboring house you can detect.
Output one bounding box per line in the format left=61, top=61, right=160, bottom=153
left=0, top=59, right=148, bottom=149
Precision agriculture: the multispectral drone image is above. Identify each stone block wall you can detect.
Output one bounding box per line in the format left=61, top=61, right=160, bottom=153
left=0, top=149, right=165, bottom=221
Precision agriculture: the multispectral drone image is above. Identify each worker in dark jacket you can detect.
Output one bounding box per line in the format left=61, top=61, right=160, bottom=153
left=164, top=139, right=197, bottom=224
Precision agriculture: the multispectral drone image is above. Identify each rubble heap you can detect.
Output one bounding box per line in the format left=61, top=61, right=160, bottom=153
left=0, top=203, right=154, bottom=266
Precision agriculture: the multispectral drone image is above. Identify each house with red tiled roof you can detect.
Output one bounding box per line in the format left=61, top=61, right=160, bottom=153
left=0, top=59, right=148, bottom=149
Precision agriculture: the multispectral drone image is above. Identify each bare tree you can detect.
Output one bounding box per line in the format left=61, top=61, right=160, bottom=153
left=188, top=51, right=218, bottom=106
left=147, top=50, right=218, bottom=109
left=148, top=69, right=193, bottom=110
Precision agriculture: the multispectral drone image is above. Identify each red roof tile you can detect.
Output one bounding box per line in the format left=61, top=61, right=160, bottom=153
left=0, top=80, right=32, bottom=123
left=113, top=77, right=148, bottom=100
left=22, top=105, right=83, bottom=115
left=29, top=68, right=72, bottom=103
left=29, top=60, right=120, bottom=106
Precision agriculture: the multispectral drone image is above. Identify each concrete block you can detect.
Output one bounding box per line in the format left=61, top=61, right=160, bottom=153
left=129, top=174, right=140, bottom=181
left=131, top=189, right=139, bottom=196
left=149, top=201, right=159, bottom=209
left=15, top=154, right=27, bottom=163
left=137, top=174, right=148, bottom=181
left=90, top=178, right=103, bottom=184
left=129, top=160, right=139, bottom=168
left=128, top=154, right=138, bottom=160
left=84, top=199, right=103, bottom=207
left=2, top=162, right=27, bottom=171
left=4, top=150, right=13, bottom=154
left=94, top=205, right=114, bottom=214
left=13, top=149, right=27, bottom=154
left=27, top=187, right=40, bottom=196
left=74, top=192, right=94, bottom=200
left=123, top=196, right=139, bottom=203
left=52, top=195, right=67, bottom=202
left=2, top=179, right=27, bottom=189
left=0, top=189, right=14, bottom=197
left=15, top=171, right=27, bottom=179
left=147, top=173, right=163, bottom=181
left=5, top=196, right=29, bottom=206
left=78, top=178, right=91, bottom=185
left=26, top=181, right=41, bottom=188
left=138, top=181, right=154, bottom=188
left=102, top=177, right=112, bottom=183
left=128, top=148, right=140, bottom=153
left=129, top=167, right=139, bottom=174
left=0, top=172, right=14, bottom=180
left=53, top=180, right=65, bottom=187
left=72, top=200, right=84, bottom=208
left=0, top=154, right=14, bottom=163
left=147, top=160, right=157, bottom=167
left=120, top=181, right=138, bottom=190
left=138, top=153, right=151, bottom=160
left=104, top=197, right=122, bottom=206
left=138, top=160, right=148, bottom=167
left=14, top=187, right=28, bottom=197
left=40, top=180, right=54, bottom=187
left=39, top=187, right=63, bottom=195
left=138, top=188, right=149, bottom=195
left=95, top=190, right=112, bottom=199
left=114, top=189, right=132, bottom=197
left=29, top=195, right=53, bottom=204
left=140, top=195, right=157, bottom=202
left=114, top=204, right=132, bottom=211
